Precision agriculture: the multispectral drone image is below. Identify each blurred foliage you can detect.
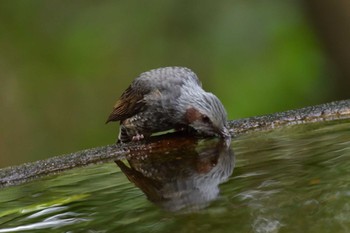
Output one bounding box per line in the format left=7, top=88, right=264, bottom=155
left=0, top=0, right=335, bottom=167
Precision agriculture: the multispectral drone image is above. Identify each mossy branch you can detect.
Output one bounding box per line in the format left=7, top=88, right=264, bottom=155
left=1, top=99, right=350, bottom=188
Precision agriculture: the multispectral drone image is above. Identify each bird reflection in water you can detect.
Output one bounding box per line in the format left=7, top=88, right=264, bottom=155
left=115, top=137, right=234, bottom=212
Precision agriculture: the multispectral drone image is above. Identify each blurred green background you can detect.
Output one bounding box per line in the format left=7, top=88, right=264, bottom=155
left=1, top=0, right=349, bottom=167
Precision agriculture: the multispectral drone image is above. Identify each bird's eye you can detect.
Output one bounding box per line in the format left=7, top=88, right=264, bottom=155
left=202, top=115, right=211, bottom=123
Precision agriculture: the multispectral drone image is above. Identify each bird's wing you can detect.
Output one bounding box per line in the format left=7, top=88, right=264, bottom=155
left=106, top=67, right=200, bottom=123
left=106, top=84, right=148, bottom=123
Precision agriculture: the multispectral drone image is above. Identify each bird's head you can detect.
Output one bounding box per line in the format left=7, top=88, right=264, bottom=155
left=185, top=92, right=230, bottom=139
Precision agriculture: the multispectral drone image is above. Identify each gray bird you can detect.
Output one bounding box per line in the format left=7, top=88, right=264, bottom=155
left=106, top=67, right=230, bottom=143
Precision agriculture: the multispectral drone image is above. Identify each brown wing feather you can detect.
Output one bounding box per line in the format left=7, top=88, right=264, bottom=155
left=106, top=67, right=198, bottom=123
left=106, top=85, right=146, bottom=123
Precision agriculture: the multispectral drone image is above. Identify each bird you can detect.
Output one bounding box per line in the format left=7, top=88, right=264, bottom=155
left=106, top=67, right=230, bottom=143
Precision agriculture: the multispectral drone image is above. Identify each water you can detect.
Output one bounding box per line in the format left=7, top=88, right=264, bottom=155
left=1, top=120, right=350, bottom=232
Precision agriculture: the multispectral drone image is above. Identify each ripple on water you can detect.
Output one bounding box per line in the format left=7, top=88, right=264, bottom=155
left=1, top=120, right=350, bottom=232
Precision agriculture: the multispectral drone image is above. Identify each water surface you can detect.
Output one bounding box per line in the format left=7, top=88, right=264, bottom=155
left=1, top=120, right=350, bottom=232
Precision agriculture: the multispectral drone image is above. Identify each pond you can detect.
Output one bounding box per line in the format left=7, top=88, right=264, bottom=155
left=1, top=119, right=350, bottom=232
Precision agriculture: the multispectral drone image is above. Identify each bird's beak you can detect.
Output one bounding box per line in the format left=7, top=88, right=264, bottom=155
left=219, top=126, right=231, bottom=139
